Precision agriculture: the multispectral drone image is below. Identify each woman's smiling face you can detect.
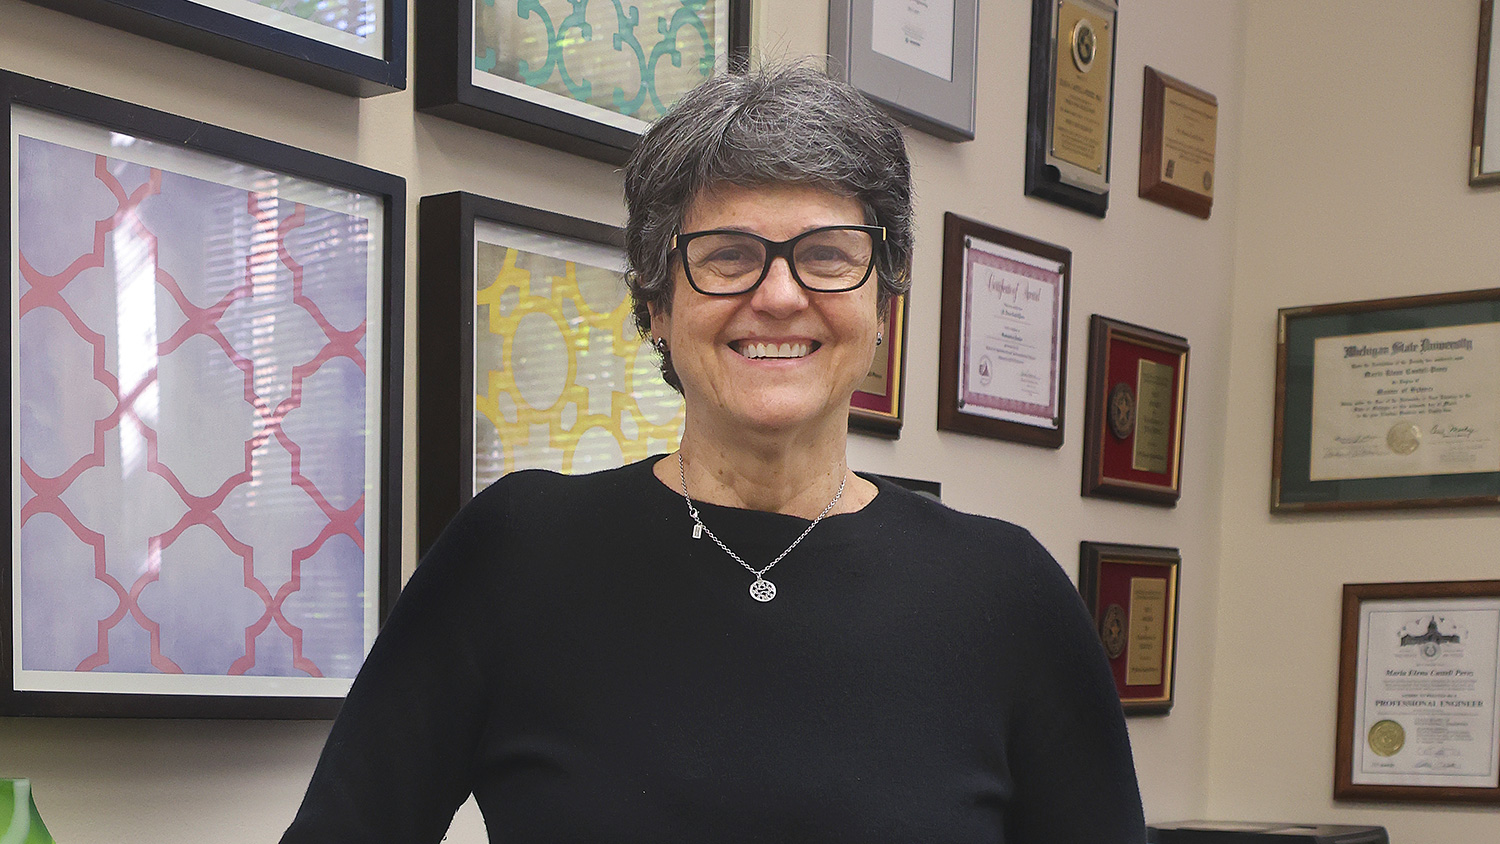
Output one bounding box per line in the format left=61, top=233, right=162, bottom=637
left=650, top=182, right=881, bottom=440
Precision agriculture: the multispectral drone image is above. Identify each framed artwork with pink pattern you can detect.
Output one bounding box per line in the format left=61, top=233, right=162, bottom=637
left=2, top=71, right=404, bottom=718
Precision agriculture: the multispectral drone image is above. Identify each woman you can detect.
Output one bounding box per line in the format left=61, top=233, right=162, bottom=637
left=281, top=65, right=1145, bottom=843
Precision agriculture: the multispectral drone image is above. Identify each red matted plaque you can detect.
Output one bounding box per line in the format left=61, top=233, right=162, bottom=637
left=1078, top=542, right=1181, bottom=715
left=850, top=293, right=909, bottom=438
left=1082, top=315, right=1189, bottom=505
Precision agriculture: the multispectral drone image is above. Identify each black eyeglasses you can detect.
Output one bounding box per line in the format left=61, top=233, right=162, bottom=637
left=671, top=225, right=886, bottom=296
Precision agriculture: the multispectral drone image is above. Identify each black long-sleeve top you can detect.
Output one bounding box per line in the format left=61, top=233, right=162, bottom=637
left=281, top=455, right=1145, bottom=843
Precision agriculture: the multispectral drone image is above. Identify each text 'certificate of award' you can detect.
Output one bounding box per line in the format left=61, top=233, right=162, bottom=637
left=870, top=0, right=956, bottom=81
left=1309, top=323, right=1500, bottom=481
left=1352, top=598, right=1500, bottom=788
left=956, top=236, right=1065, bottom=431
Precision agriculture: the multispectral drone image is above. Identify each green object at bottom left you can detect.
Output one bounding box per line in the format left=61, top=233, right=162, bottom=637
left=0, top=779, right=56, bottom=844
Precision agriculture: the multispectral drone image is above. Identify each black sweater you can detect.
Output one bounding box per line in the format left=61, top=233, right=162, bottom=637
left=281, top=456, right=1145, bottom=843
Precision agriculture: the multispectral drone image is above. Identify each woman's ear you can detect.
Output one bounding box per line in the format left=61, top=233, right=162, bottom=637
left=648, top=300, right=669, bottom=343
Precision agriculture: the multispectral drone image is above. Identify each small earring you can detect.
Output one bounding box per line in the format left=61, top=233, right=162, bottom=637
left=875, top=331, right=883, bottom=347
left=652, top=336, right=668, bottom=354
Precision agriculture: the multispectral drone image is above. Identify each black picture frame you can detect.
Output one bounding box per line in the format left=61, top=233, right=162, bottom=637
left=1024, top=0, right=1118, bottom=217
left=19, top=0, right=406, bottom=97
left=2, top=71, right=405, bottom=718
left=419, top=191, right=688, bottom=555
left=416, top=1, right=753, bottom=165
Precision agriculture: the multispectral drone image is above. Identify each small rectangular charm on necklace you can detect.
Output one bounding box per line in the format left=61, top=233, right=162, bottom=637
left=692, top=524, right=703, bottom=540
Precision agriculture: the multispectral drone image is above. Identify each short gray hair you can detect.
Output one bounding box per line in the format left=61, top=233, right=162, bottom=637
left=623, top=62, right=914, bottom=390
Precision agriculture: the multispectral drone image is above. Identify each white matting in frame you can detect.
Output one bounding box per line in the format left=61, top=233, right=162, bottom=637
left=10, top=105, right=383, bottom=699
left=190, top=0, right=384, bottom=57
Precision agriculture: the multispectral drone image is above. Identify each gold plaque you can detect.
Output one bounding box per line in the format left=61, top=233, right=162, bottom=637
left=1132, top=359, right=1174, bottom=473
left=1367, top=719, right=1406, bottom=757
left=1125, top=576, right=1167, bottom=686
left=1158, top=87, right=1217, bottom=198
left=1049, top=0, right=1114, bottom=182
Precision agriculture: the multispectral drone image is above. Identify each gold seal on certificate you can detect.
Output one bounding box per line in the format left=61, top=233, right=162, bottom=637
left=1386, top=421, right=1421, bottom=455
left=1368, top=719, right=1405, bottom=757
left=1107, top=382, right=1135, bottom=440
left=1101, top=603, right=1127, bottom=658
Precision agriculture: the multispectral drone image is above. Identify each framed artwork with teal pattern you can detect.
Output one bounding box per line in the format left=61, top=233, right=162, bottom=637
left=18, top=0, right=405, bottom=96
left=417, top=192, right=686, bottom=553
left=415, top=1, right=753, bottom=164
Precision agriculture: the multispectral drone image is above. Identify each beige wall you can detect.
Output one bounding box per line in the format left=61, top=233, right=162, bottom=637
left=5, top=1, right=1483, bottom=843
left=1210, top=2, right=1500, bottom=842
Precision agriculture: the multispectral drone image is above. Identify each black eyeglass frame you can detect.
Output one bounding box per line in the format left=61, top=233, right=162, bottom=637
left=671, top=224, right=887, bottom=296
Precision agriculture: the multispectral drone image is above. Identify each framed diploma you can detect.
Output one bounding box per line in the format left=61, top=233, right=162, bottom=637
left=828, top=0, right=979, bottom=142
left=1082, top=316, right=1189, bottom=506
left=3, top=71, right=405, bottom=718
left=416, top=192, right=684, bottom=554
left=1336, top=580, right=1500, bottom=804
left=937, top=213, right=1070, bottom=448
left=849, top=294, right=908, bottom=437
left=19, top=0, right=405, bottom=96
left=415, top=1, right=752, bottom=165
left=1472, top=1, right=1500, bottom=185
left=1272, top=288, right=1500, bottom=512
left=1078, top=542, right=1180, bottom=715
left=1139, top=67, right=1217, bottom=219
left=1024, top=0, right=1118, bottom=218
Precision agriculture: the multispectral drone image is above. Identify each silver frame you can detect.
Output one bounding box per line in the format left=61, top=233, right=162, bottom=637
left=828, top=0, right=978, bottom=142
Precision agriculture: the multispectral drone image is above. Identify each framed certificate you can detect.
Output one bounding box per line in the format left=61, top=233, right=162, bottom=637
left=849, top=293, right=908, bottom=438
left=937, top=213, right=1070, bottom=448
left=1336, top=580, right=1500, bottom=804
left=1472, top=0, right=1500, bottom=186
left=1078, top=542, right=1180, bottom=715
left=415, top=1, right=752, bottom=164
left=1139, top=67, right=1217, bottom=219
left=3, top=71, right=405, bottom=718
left=828, top=0, right=979, bottom=141
left=1272, top=288, right=1500, bottom=512
left=1024, top=0, right=1118, bottom=217
left=416, top=192, right=684, bottom=554
left=1082, top=315, right=1189, bottom=506
left=19, top=0, right=405, bottom=96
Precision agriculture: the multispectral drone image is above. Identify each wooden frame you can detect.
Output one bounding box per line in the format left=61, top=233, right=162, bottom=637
left=849, top=293, right=909, bottom=438
left=2, top=71, right=404, bottom=718
left=1139, top=66, right=1217, bottom=219
left=827, top=0, right=979, bottom=141
left=1272, top=287, right=1500, bottom=512
left=1336, top=580, right=1500, bottom=804
left=1473, top=0, right=1500, bottom=185
left=1024, top=0, right=1118, bottom=217
left=1077, top=541, right=1180, bottom=715
left=417, top=191, right=684, bottom=554
left=938, top=213, right=1070, bottom=448
left=415, top=0, right=752, bottom=164
left=19, top=0, right=405, bottom=96
left=1082, top=315, right=1189, bottom=506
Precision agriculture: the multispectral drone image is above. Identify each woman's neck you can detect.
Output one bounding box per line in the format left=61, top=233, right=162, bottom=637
left=654, top=423, right=876, bottom=519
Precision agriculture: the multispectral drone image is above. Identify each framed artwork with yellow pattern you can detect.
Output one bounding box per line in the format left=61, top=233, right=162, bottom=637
left=417, top=192, right=684, bottom=553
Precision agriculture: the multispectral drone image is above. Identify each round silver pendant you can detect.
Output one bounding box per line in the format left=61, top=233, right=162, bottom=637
left=749, top=578, right=777, bottom=602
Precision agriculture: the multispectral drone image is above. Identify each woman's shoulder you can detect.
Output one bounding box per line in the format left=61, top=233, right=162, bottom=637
left=468, top=456, right=665, bottom=514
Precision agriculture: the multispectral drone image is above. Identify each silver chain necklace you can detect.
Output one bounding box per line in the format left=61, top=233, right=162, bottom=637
left=676, top=452, right=846, bottom=602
